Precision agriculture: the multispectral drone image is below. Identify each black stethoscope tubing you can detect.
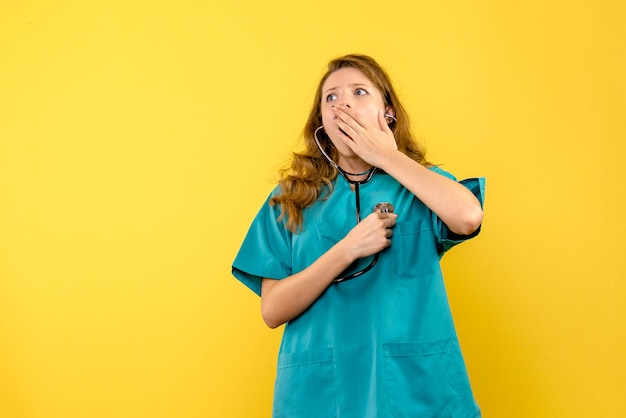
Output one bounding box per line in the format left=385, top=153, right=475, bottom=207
left=333, top=166, right=380, bottom=283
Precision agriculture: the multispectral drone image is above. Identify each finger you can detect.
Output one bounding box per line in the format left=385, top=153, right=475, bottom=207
left=334, top=117, right=360, bottom=141
left=373, top=213, right=397, bottom=228
left=379, top=109, right=395, bottom=134
left=332, top=108, right=362, bottom=137
left=335, top=125, right=353, bottom=142
left=335, top=106, right=366, bottom=129
left=336, top=128, right=358, bottom=151
left=377, top=109, right=388, bottom=131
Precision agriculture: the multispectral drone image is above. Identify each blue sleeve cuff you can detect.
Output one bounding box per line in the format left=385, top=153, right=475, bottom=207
left=434, top=177, right=485, bottom=255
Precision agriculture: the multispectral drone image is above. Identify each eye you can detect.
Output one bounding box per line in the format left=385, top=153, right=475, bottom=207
left=325, top=94, right=337, bottom=102
left=355, top=88, right=368, bottom=96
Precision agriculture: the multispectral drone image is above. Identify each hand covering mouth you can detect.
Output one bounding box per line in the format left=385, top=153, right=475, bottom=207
left=339, top=127, right=351, bottom=139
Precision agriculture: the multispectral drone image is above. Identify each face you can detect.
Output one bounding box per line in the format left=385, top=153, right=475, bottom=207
left=320, top=67, right=389, bottom=158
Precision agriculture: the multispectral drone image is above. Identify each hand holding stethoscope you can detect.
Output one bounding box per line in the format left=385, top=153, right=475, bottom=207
left=334, top=203, right=397, bottom=283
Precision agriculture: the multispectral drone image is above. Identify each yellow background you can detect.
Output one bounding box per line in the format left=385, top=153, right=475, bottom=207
left=1, top=1, right=624, bottom=417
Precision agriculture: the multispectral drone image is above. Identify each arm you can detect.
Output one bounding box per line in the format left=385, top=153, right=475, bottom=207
left=380, top=153, right=482, bottom=235
left=333, top=106, right=483, bottom=235
left=261, top=211, right=396, bottom=328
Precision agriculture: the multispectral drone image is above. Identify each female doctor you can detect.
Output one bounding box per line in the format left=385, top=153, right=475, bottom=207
left=232, top=54, right=484, bottom=418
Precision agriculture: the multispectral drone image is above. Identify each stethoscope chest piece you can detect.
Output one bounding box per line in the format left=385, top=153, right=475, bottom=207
left=373, top=202, right=394, bottom=214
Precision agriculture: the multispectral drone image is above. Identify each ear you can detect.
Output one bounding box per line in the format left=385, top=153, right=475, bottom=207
left=384, top=106, right=396, bottom=125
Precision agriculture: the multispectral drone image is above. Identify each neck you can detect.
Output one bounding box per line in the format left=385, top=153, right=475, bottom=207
left=336, top=158, right=375, bottom=184
left=337, top=156, right=372, bottom=177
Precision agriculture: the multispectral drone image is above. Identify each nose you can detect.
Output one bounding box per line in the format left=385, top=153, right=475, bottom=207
left=337, top=93, right=352, bottom=108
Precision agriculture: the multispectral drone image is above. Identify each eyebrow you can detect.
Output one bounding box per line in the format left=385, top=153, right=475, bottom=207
left=322, top=83, right=371, bottom=95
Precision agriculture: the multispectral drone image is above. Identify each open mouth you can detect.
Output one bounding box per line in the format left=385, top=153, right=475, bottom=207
left=339, top=128, right=351, bottom=139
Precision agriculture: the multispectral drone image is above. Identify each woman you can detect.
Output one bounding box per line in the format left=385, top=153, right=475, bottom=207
left=232, top=54, right=484, bottom=417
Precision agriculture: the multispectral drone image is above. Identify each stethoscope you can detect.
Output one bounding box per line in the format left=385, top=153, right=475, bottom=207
left=314, top=122, right=395, bottom=283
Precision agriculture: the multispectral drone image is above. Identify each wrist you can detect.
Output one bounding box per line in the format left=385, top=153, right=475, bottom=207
left=334, top=239, right=359, bottom=265
left=376, top=148, right=402, bottom=172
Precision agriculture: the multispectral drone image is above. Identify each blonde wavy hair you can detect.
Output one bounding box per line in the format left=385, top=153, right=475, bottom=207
left=271, top=54, right=430, bottom=232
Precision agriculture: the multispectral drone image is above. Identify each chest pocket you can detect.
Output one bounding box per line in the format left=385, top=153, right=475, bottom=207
left=392, top=219, right=440, bottom=280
